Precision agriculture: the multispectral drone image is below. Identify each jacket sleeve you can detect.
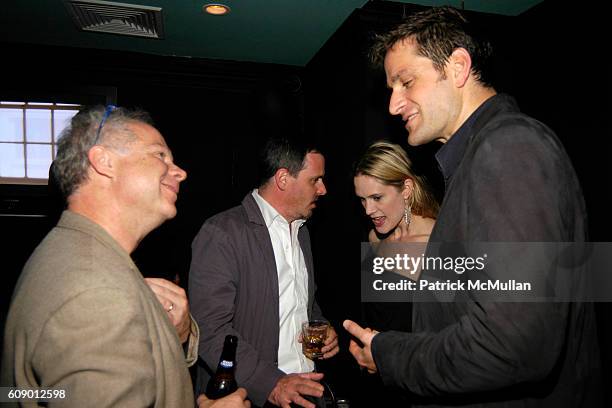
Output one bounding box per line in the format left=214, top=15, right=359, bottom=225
left=310, top=297, right=325, bottom=321
left=184, top=314, right=200, bottom=367
left=31, top=287, right=157, bottom=407
left=189, top=220, right=284, bottom=406
left=372, top=119, right=577, bottom=396
left=301, top=226, right=325, bottom=322
left=309, top=277, right=325, bottom=322
left=372, top=301, right=569, bottom=396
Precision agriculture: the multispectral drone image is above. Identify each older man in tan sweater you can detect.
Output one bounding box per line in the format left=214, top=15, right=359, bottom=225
left=1, top=106, right=248, bottom=408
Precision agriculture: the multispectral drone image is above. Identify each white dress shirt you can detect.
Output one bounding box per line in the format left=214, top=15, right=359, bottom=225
left=252, top=190, right=314, bottom=374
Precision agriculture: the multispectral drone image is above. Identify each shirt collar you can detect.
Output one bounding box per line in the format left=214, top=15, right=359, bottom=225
left=251, top=189, right=305, bottom=230
left=435, top=94, right=497, bottom=186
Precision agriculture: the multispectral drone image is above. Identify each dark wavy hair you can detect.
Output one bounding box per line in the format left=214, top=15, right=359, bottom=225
left=370, top=6, right=494, bottom=87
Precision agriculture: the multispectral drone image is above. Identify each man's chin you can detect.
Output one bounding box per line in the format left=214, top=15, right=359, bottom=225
left=407, top=132, right=423, bottom=147
left=301, top=209, right=314, bottom=220
left=161, top=205, right=178, bottom=221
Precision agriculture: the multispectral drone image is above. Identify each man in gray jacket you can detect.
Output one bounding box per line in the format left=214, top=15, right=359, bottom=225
left=190, top=138, right=339, bottom=408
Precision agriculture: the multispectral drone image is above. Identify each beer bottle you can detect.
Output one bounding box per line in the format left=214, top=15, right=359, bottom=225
left=206, top=335, right=238, bottom=399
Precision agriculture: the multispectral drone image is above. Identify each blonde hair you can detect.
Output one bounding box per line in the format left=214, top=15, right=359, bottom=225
left=354, top=141, right=439, bottom=219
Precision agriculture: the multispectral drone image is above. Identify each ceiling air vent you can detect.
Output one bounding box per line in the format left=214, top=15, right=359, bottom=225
left=64, top=0, right=164, bottom=39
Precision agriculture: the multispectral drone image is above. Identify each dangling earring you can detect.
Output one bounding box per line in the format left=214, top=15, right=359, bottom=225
left=404, top=201, right=412, bottom=227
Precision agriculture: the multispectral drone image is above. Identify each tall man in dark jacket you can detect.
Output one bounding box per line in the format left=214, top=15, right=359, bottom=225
left=344, top=6, right=602, bottom=407
left=190, top=138, right=339, bottom=408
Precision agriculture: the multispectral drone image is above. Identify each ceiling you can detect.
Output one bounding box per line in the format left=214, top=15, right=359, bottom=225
left=1, top=0, right=543, bottom=67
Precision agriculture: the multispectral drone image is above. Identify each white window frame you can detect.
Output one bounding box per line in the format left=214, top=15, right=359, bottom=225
left=0, top=102, right=81, bottom=185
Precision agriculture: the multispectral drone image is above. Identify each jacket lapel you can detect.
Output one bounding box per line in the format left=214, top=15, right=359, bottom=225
left=241, top=194, right=280, bottom=316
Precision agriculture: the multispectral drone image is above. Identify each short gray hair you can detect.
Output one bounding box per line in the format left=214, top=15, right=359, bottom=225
left=52, top=105, right=153, bottom=198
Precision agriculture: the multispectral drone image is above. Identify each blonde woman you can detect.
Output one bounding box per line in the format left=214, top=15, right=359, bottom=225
left=352, top=141, right=439, bottom=406
left=354, top=141, right=438, bottom=246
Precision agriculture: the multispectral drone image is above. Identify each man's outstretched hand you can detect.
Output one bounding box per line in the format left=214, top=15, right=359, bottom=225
left=343, top=319, right=379, bottom=373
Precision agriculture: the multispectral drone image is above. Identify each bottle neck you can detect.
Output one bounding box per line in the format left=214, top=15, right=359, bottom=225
left=216, top=359, right=234, bottom=373
left=217, top=337, right=237, bottom=371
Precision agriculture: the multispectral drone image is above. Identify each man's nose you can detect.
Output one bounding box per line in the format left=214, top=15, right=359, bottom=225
left=171, top=163, right=187, bottom=182
left=317, top=180, right=327, bottom=196
left=389, top=88, right=405, bottom=116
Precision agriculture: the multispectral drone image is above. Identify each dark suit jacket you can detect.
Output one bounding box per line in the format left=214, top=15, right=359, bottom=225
left=371, top=95, right=602, bottom=407
left=189, top=193, right=323, bottom=406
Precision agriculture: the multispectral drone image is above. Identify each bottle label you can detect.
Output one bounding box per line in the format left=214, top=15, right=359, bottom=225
left=220, top=360, right=234, bottom=368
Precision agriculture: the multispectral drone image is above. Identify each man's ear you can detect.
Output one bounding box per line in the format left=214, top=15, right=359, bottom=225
left=273, top=168, right=290, bottom=191
left=449, top=47, right=472, bottom=88
left=87, top=146, right=115, bottom=178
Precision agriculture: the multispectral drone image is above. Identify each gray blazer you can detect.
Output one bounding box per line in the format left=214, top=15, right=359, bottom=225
left=189, top=193, right=323, bottom=406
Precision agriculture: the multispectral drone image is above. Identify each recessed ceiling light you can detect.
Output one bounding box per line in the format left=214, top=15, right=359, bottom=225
left=203, top=3, right=231, bottom=15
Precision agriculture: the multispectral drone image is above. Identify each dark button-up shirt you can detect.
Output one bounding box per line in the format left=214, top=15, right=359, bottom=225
left=435, top=94, right=498, bottom=187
